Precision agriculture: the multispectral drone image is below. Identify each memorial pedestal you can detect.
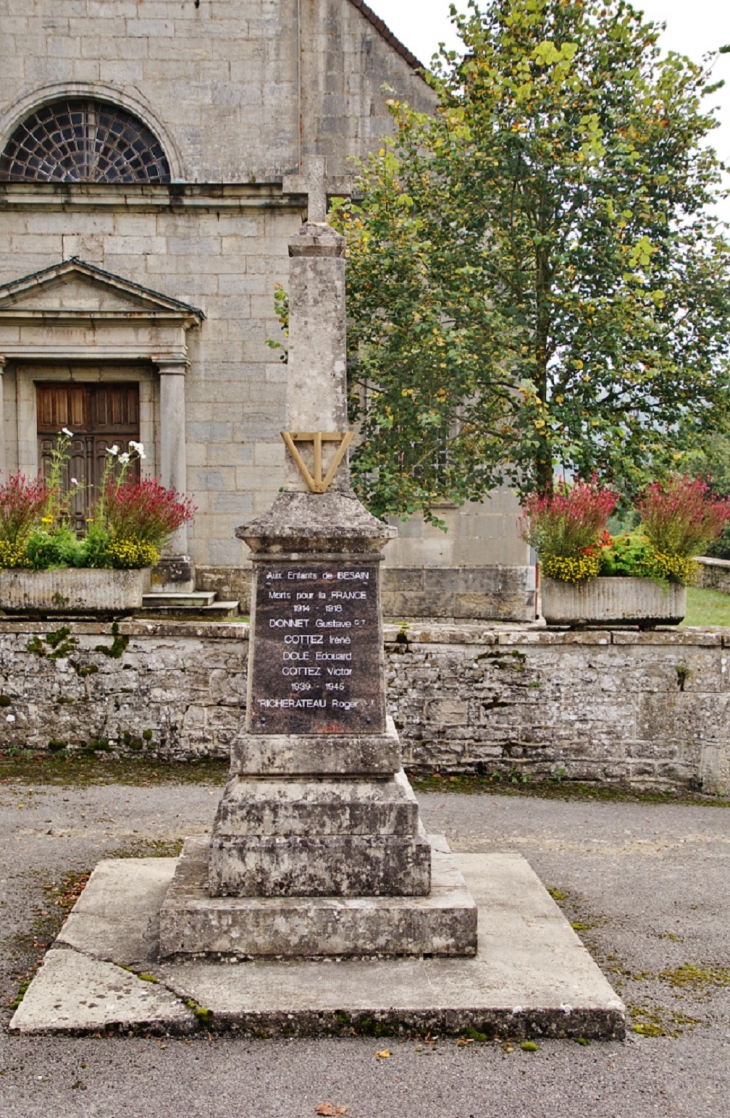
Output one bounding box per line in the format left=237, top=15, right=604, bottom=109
left=157, top=502, right=479, bottom=957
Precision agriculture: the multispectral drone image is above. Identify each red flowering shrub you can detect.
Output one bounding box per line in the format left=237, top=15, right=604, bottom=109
left=103, top=478, right=195, bottom=567
left=519, top=479, right=618, bottom=555
left=0, top=474, right=49, bottom=565
left=637, top=476, right=730, bottom=559
left=518, top=479, right=619, bottom=583
left=0, top=473, right=49, bottom=540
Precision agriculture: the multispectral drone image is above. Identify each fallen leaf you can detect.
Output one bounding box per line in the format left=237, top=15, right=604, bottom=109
left=375, top=1049, right=390, bottom=1059
left=315, top=1105, right=347, bottom=1116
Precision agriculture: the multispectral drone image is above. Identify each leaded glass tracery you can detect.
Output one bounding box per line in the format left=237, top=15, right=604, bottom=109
left=0, top=99, right=170, bottom=183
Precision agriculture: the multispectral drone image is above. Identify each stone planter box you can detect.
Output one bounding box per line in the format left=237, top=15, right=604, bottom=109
left=0, top=567, right=151, bottom=613
left=540, top=576, right=686, bottom=628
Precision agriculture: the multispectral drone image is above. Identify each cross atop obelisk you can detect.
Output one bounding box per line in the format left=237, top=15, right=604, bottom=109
left=283, top=154, right=351, bottom=224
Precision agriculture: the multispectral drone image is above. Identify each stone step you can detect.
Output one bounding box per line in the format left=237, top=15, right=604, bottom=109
left=161, top=835, right=475, bottom=958
left=213, top=771, right=420, bottom=837
left=201, top=600, right=240, bottom=618
left=208, top=832, right=432, bottom=898
left=142, top=592, right=217, bottom=608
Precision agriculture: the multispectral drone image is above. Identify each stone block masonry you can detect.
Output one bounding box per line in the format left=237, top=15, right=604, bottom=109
left=0, top=620, right=727, bottom=795
left=696, top=557, right=730, bottom=596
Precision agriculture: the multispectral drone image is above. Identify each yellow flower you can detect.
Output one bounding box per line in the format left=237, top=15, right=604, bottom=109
left=651, top=552, right=697, bottom=586
left=0, top=539, right=28, bottom=568
left=542, top=553, right=600, bottom=583
left=108, top=537, right=160, bottom=569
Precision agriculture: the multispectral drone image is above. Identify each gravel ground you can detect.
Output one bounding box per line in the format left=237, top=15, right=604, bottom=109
left=0, top=778, right=728, bottom=1118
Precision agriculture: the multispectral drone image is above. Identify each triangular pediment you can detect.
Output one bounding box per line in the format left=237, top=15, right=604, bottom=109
left=0, top=259, right=205, bottom=320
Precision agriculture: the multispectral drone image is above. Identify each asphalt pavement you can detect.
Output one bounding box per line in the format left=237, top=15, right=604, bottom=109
left=0, top=777, right=728, bottom=1118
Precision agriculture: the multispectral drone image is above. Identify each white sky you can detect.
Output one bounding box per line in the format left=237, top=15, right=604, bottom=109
left=366, top=0, right=730, bottom=220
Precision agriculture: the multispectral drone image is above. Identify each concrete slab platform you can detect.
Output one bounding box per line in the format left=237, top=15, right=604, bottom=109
left=10, top=949, right=195, bottom=1035
left=10, top=852, right=625, bottom=1040
left=57, top=857, right=177, bottom=967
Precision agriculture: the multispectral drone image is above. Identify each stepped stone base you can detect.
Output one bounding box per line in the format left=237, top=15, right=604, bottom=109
left=160, top=835, right=477, bottom=959
left=208, top=766, right=431, bottom=896
left=212, top=770, right=421, bottom=836
left=208, top=832, right=432, bottom=897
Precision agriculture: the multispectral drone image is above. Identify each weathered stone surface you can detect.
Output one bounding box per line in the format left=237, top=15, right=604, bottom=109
left=381, top=564, right=536, bottom=622
left=162, top=835, right=471, bottom=957
left=150, top=554, right=195, bottom=595
left=696, top=556, right=730, bottom=595
left=0, top=567, right=151, bottom=613
left=282, top=220, right=349, bottom=493
left=14, top=849, right=621, bottom=1039
left=237, top=490, right=396, bottom=554
left=10, top=949, right=195, bottom=1036
left=230, top=722, right=401, bottom=777
left=211, top=769, right=420, bottom=837
left=208, top=831, right=432, bottom=898
left=57, top=858, right=177, bottom=967
left=0, top=619, right=246, bottom=758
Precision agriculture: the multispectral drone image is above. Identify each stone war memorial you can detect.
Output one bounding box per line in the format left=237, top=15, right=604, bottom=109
left=159, top=158, right=477, bottom=959
left=11, top=160, right=623, bottom=1039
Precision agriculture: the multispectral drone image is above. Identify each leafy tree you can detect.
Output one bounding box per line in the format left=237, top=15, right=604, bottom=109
left=332, top=0, right=730, bottom=522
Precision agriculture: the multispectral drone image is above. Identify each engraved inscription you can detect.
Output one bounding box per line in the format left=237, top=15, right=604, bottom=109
left=248, top=562, right=384, bottom=735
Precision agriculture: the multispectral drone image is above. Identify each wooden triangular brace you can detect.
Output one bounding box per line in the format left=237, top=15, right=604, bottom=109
left=281, top=431, right=354, bottom=493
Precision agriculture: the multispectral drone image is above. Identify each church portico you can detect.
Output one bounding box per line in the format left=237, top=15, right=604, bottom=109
left=0, top=259, right=203, bottom=562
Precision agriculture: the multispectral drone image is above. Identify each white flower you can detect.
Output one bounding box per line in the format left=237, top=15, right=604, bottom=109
left=61, top=427, right=73, bottom=437
left=118, top=452, right=130, bottom=465
left=70, top=477, right=79, bottom=486
left=129, top=440, right=147, bottom=460
left=106, top=445, right=120, bottom=456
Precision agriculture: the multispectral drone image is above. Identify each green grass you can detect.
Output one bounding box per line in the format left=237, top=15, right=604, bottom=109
left=0, top=753, right=229, bottom=787
left=682, top=586, right=730, bottom=627
left=411, top=773, right=730, bottom=807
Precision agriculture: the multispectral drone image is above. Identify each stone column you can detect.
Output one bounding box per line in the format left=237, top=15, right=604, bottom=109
left=284, top=222, right=349, bottom=492
left=155, top=357, right=194, bottom=592
left=0, top=357, right=5, bottom=479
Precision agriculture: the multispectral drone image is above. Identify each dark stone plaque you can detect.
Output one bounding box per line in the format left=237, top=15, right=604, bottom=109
left=248, top=561, right=385, bottom=735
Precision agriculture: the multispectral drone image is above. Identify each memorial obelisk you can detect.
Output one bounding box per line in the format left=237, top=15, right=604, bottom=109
left=160, top=158, right=477, bottom=957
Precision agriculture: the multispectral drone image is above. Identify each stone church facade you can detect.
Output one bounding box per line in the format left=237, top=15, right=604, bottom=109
left=0, top=0, right=533, bottom=619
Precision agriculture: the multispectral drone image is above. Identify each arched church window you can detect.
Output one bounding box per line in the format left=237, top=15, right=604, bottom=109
left=0, top=99, right=170, bottom=183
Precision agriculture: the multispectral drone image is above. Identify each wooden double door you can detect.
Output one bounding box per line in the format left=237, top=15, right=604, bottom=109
left=37, top=382, right=140, bottom=533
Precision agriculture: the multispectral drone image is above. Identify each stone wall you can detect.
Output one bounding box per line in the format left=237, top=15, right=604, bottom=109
left=695, top=557, right=730, bottom=595
left=0, top=620, right=727, bottom=794
left=196, top=564, right=537, bottom=622
left=0, top=0, right=435, bottom=182
left=386, top=625, right=729, bottom=795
